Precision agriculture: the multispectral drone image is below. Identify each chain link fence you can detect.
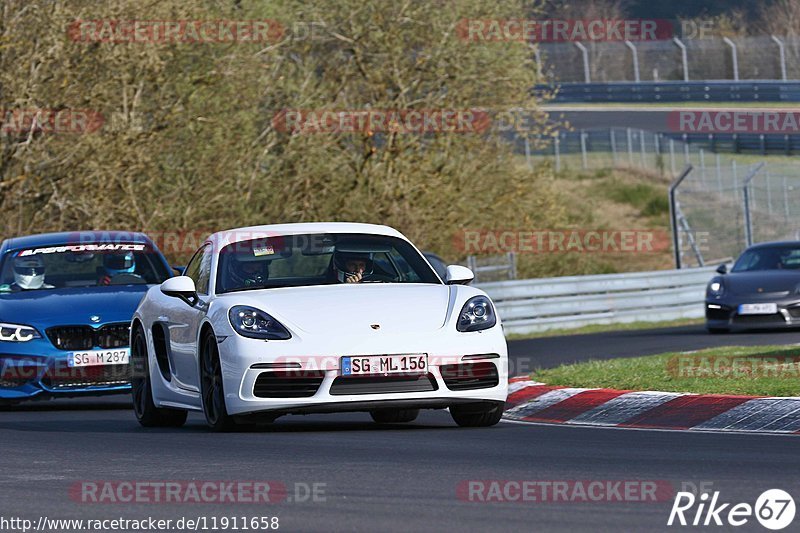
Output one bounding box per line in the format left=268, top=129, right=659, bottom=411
left=526, top=128, right=800, bottom=268
left=539, top=36, right=800, bottom=82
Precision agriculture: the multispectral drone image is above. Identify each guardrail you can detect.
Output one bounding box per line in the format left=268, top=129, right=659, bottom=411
left=478, top=266, right=719, bottom=335
left=534, top=81, right=800, bottom=103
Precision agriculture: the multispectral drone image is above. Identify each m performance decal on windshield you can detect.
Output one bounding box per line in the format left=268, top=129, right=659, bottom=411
left=18, top=244, right=146, bottom=256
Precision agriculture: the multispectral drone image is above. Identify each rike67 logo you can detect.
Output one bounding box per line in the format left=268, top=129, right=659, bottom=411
left=668, top=489, right=796, bottom=530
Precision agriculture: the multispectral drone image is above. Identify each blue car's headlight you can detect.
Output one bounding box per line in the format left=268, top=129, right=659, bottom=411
left=0, top=323, right=41, bottom=342
left=229, top=306, right=291, bottom=340
left=457, top=296, right=497, bottom=332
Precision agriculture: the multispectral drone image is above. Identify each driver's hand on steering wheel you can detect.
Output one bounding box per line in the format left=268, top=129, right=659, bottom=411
left=345, top=272, right=363, bottom=283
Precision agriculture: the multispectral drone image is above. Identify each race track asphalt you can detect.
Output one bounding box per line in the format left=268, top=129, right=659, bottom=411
left=2, top=325, right=799, bottom=532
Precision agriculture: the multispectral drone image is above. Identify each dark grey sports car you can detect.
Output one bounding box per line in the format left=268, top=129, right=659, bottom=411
left=705, top=241, right=800, bottom=333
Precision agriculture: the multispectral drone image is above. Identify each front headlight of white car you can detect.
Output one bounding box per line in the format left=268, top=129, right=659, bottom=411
left=229, top=306, right=292, bottom=340
left=0, top=323, right=41, bottom=342
left=457, top=296, right=497, bottom=332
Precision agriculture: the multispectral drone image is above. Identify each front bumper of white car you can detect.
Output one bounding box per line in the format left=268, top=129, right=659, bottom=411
left=217, top=327, right=508, bottom=417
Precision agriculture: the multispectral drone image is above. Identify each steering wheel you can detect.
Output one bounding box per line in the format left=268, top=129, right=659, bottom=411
left=108, top=273, right=147, bottom=285
left=360, top=273, right=396, bottom=283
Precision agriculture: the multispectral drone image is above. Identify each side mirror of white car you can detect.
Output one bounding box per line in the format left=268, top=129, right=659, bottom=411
left=445, top=265, right=474, bottom=286
left=160, top=276, right=198, bottom=305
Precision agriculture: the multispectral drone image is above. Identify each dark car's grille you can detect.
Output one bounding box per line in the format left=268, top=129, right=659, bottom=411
left=46, top=323, right=130, bottom=351
left=440, top=362, right=499, bottom=391
left=329, top=373, right=437, bottom=395
left=733, top=314, right=787, bottom=325
left=253, top=370, right=326, bottom=398
left=706, top=306, right=732, bottom=321
left=40, top=362, right=131, bottom=390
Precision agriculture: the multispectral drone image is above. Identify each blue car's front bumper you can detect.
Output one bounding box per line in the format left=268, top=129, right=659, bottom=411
left=0, top=336, right=131, bottom=402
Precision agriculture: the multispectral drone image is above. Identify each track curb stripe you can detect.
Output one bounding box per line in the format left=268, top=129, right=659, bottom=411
left=519, top=389, right=628, bottom=423
left=504, top=378, right=800, bottom=435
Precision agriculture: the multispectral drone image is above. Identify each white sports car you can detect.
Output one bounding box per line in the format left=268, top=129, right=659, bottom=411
left=131, top=223, right=508, bottom=431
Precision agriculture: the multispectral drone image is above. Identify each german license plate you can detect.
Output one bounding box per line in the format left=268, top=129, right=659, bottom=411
left=738, top=303, right=778, bottom=315
left=69, top=349, right=130, bottom=367
left=341, top=354, right=427, bottom=376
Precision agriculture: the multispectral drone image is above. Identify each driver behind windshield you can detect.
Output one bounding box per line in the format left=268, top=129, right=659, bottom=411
left=333, top=251, right=374, bottom=283
left=11, top=255, right=54, bottom=291
left=98, top=251, right=137, bottom=286
left=229, top=256, right=269, bottom=289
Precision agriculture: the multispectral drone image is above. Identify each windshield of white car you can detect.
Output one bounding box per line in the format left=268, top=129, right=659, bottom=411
left=731, top=246, right=800, bottom=272
left=216, top=233, right=441, bottom=293
left=0, top=244, right=172, bottom=292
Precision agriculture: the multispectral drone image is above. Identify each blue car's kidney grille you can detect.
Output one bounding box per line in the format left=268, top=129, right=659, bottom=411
left=46, top=323, right=130, bottom=351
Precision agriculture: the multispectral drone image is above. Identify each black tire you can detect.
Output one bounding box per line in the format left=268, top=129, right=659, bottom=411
left=200, top=328, right=237, bottom=432
left=370, top=408, right=419, bottom=424
left=131, top=327, right=187, bottom=428
left=450, top=402, right=504, bottom=427
left=706, top=326, right=729, bottom=334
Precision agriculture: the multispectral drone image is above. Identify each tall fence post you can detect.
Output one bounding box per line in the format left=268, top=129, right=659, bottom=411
left=610, top=129, right=618, bottom=164
left=722, top=37, right=740, bottom=81
left=673, top=37, right=689, bottom=81
left=771, top=35, right=788, bottom=81
left=627, top=128, right=634, bottom=166
left=699, top=149, right=706, bottom=186
left=624, top=40, right=641, bottom=82
left=716, top=153, right=723, bottom=192
left=783, top=175, right=790, bottom=221
left=524, top=137, right=532, bottom=170
left=743, top=163, right=765, bottom=247
left=670, top=139, right=676, bottom=175
left=554, top=135, right=561, bottom=172
left=766, top=168, right=773, bottom=215
left=639, top=129, right=646, bottom=167
left=580, top=130, right=588, bottom=170
left=574, top=42, right=591, bottom=83
left=669, top=165, right=694, bottom=269
left=534, top=47, right=544, bottom=79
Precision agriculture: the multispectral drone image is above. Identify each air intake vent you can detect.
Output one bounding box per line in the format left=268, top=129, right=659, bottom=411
left=329, top=373, right=437, bottom=395
left=440, top=362, right=499, bottom=391
left=253, top=370, right=326, bottom=398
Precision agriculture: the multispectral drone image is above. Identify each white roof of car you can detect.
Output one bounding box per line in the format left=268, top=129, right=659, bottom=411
left=207, top=222, right=407, bottom=247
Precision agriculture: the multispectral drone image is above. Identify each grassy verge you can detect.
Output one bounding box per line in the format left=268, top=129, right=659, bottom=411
left=505, top=318, right=704, bottom=341
left=542, top=102, right=800, bottom=109
left=532, top=345, right=800, bottom=397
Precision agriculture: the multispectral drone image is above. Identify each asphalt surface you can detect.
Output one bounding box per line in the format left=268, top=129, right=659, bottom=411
left=2, top=325, right=800, bottom=532
left=508, top=324, right=800, bottom=371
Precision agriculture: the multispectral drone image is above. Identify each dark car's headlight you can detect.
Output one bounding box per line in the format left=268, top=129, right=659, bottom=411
left=229, top=306, right=291, bottom=340
left=0, top=323, right=41, bottom=343
left=457, top=296, right=497, bottom=332
left=707, top=279, right=724, bottom=298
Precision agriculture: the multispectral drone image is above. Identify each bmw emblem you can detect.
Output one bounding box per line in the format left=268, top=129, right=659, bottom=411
left=90, top=315, right=101, bottom=323
left=370, top=324, right=380, bottom=330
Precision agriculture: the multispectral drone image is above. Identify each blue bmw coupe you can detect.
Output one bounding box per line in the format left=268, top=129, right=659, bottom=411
left=0, top=231, right=173, bottom=405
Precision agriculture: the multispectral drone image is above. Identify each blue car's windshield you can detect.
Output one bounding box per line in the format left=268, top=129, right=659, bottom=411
left=0, top=243, right=172, bottom=292
left=732, top=245, right=800, bottom=272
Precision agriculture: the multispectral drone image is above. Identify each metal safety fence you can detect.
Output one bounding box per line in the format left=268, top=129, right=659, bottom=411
left=538, top=35, right=800, bottom=83
left=478, top=266, right=718, bottom=335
